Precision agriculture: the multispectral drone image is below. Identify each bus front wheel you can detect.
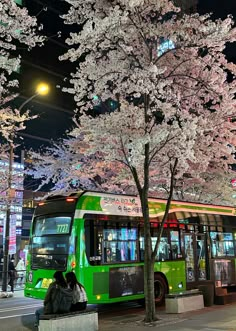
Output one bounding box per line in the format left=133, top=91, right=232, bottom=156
left=154, top=274, right=168, bottom=306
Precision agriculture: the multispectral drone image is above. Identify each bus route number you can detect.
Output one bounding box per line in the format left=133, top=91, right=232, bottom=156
left=57, top=224, right=69, bottom=233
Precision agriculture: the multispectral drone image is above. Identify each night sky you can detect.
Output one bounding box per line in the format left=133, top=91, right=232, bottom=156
left=16, top=0, right=236, bottom=154
left=17, top=0, right=76, bottom=153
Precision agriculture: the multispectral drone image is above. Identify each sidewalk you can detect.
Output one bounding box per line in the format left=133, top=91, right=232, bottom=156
left=99, top=303, right=236, bottom=331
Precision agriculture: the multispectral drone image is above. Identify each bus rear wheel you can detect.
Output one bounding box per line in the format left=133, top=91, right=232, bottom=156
left=154, top=274, right=168, bottom=306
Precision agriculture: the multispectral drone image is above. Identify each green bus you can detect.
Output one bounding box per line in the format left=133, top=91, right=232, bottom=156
left=24, top=191, right=236, bottom=304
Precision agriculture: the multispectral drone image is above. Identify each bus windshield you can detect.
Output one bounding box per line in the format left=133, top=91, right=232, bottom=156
left=33, top=215, right=72, bottom=235
left=30, top=214, right=73, bottom=270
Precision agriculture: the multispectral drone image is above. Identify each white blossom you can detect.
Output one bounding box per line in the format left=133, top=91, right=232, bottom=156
left=0, top=0, right=44, bottom=194
left=28, top=0, right=236, bottom=203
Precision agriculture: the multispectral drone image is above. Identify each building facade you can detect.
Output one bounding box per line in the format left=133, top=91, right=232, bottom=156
left=0, top=160, right=24, bottom=255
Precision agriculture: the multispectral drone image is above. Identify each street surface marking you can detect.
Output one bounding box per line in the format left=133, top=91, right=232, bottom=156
left=0, top=313, right=35, bottom=319
left=0, top=304, right=41, bottom=313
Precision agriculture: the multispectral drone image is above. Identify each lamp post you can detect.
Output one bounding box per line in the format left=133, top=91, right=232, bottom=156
left=18, top=83, right=50, bottom=112
left=1, top=82, right=49, bottom=293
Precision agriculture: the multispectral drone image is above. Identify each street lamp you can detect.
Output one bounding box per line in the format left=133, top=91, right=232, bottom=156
left=36, top=82, right=50, bottom=96
left=19, top=82, right=50, bottom=112
left=1, top=82, right=49, bottom=293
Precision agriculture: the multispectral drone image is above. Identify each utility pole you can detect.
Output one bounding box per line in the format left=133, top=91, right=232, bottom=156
left=2, top=139, right=14, bottom=292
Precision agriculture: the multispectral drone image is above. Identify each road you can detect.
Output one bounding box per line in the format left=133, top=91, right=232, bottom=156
left=0, top=291, right=144, bottom=330
left=0, top=292, right=41, bottom=330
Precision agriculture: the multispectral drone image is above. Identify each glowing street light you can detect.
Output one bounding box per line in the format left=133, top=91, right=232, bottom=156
left=1, top=82, right=49, bottom=293
left=36, top=82, right=50, bottom=96
left=19, top=82, right=50, bottom=112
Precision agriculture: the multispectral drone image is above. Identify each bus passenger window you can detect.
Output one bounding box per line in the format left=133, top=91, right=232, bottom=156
left=139, top=237, right=144, bottom=261
left=102, top=226, right=138, bottom=263
left=104, top=247, right=112, bottom=262
left=210, top=232, right=234, bottom=257
left=139, top=249, right=144, bottom=261
left=158, top=239, right=170, bottom=261
left=170, top=231, right=181, bottom=259
left=84, top=220, right=103, bottom=266
left=116, top=247, right=121, bottom=260
left=152, top=237, right=169, bottom=261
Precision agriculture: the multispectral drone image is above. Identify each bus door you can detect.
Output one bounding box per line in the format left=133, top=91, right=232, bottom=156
left=184, top=233, right=207, bottom=284
left=196, top=234, right=207, bottom=281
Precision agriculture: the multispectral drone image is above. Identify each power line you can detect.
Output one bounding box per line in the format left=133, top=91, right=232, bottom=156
left=17, top=132, right=52, bottom=143
left=28, top=0, right=65, bottom=16
left=22, top=58, right=66, bottom=79
left=45, top=36, right=70, bottom=50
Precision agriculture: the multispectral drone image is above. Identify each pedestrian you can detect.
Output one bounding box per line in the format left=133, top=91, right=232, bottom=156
left=35, top=271, right=72, bottom=327
left=65, top=272, right=88, bottom=311
left=15, top=257, right=25, bottom=287
left=8, top=258, right=16, bottom=292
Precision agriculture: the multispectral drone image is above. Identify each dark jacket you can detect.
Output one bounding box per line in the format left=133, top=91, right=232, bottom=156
left=43, top=282, right=72, bottom=314
left=44, top=282, right=57, bottom=314
left=8, top=261, right=16, bottom=279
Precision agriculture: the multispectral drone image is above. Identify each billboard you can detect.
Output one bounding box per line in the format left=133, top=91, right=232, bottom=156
left=109, top=266, right=144, bottom=298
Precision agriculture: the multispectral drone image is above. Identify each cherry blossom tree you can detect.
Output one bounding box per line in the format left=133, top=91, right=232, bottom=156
left=27, top=140, right=102, bottom=193
left=0, top=0, right=44, bottom=188
left=156, top=172, right=236, bottom=205
left=0, top=0, right=44, bottom=139
left=0, top=0, right=44, bottom=292
left=28, top=0, right=236, bottom=322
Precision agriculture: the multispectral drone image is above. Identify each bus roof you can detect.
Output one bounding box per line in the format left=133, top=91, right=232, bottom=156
left=71, top=191, right=236, bottom=218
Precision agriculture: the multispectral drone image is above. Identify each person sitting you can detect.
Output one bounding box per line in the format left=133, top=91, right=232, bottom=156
left=34, top=271, right=69, bottom=327
left=65, top=272, right=88, bottom=311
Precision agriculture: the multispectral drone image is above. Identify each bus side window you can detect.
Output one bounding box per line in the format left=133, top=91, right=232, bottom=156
left=116, top=247, right=121, bottom=261
left=139, top=236, right=144, bottom=262
left=85, top=219, right=102, bottom=265
left=170, top=230, right=181, bottom=259
left=104, top=247, right=111, bottom=263
left=103, top=237, right=138, bottom=263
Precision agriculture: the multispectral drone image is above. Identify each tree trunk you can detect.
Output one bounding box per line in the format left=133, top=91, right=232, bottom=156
left=142, top=199, right=157, bottom=322
left=139, top=158, right=178, bottom=322
left=140, top=161, right=157, bottom=322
